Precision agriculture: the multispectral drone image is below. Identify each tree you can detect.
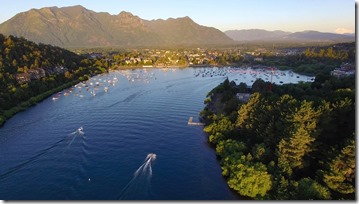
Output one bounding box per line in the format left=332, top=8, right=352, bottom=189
left=252, top=143, right=268, bottom=162
left=216, top=139, right=247, bottom=158
left=251, top=79, right=271, bottom=93
left=322, top=139, right=355, bottom=195
left=325, top=47, right=335, bottom=59
left=204, top=115, right=234, bottom=144
left=277, top=100, right=320, bottom=173
left=294, top=178, right=331, bottom=200
left=227, top=159, right=272, bottom=198
left=236, top=92, right=261, bottom=129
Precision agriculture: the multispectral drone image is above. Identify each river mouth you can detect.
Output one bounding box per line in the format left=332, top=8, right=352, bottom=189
left=0, top=67, right=312, bottom=200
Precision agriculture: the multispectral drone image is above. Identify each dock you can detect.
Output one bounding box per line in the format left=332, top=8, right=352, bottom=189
left=188, top=117, right=205, bottom=126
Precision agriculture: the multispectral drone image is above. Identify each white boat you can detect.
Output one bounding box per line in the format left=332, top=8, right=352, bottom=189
left=77, top=126, right=84, bottom=134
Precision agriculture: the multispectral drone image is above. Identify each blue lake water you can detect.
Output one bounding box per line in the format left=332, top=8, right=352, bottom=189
left=0, top=67, right=313, bottom=200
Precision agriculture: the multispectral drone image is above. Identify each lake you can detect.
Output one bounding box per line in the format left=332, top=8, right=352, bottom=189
left=0, top=67, right=313, bottom=200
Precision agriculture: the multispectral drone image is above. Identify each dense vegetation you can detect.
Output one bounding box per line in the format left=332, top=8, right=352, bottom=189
left=0, top=34, right=106, bottom=126
left=262, top=42, right=355, bottom=75
left=74, top=42, right=354, bottom=76
left=200, top=74, right=355, bottom=200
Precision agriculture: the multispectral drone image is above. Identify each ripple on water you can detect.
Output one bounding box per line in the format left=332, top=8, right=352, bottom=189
left=0, top=68, right=312, bottom=200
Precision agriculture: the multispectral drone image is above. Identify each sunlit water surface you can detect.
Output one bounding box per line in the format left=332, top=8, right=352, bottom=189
left=0, top=67, right=312, bottom=200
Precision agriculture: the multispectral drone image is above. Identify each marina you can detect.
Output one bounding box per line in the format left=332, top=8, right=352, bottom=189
left=51, top=67, right=314, bottom=102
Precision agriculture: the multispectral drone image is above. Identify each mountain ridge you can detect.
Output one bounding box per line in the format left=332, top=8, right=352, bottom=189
left=225, top=29, right=354, bottom=43
left=0, top=5, right=354, bottom=47
left=0, top=5, right=233, bottom=47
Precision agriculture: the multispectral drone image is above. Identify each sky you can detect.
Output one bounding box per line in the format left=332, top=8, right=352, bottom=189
left=0, top=0, right=355, bottom=33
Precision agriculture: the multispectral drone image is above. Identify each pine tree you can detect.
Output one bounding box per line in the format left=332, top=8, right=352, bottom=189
left=323, top=139, right=355, bottom=195
left=278, top=101, right=321, bottom=173
left=236, top=92, right=261, bottom=129
left=294, top=178, right=331, bottom=200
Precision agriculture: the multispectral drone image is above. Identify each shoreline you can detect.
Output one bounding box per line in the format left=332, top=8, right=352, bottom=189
left=0, top=80, right=80, bottom=127
left=113, top=64, right=316, bottom=77
left=0, top=65, right=313, bottom=127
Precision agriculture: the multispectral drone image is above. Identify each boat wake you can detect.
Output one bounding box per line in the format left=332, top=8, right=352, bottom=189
left=117, top=153, right=156, bottom=200
left=66, top=126, right=85, bottom=149
left=108, top=90, right=147, bottom=108
left=0, top=138, right=66, bottom=182
left=0, top=127, right=86, bottom=182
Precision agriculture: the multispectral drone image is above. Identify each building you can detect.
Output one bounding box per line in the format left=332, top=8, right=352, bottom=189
left=236, top=93, right=251, bottom=103
left=16, top=73, right=30, bottom=84
left=330, top=63, right=355, bottom=78
left=331, top=69, right=355, bottom=78
left=28, top=68, right=46, bottom=80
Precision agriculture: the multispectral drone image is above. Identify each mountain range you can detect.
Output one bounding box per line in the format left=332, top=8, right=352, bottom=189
left=0, top=5, right=233, bottom=47
left=224, top=29, right=354, bottom=43
left=0, top=5, right=354, bottom=48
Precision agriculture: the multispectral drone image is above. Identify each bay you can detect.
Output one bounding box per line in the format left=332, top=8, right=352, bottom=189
left=0, top=67, right=312, bottom=200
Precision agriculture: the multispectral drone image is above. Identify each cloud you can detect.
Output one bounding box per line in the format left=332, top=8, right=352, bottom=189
left=335, top=28, right=353, bottom=34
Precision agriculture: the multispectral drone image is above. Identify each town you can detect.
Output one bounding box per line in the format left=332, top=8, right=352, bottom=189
left=15, top=44, right=355, bottom=84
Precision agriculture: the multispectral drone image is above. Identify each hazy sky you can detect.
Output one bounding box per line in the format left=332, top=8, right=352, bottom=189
left=0, top=0, right=355, bottom=33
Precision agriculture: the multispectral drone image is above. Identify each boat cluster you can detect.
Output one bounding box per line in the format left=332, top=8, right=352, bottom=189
left=52, top=74, right=119, bottom=101
left=193, top=67, right=315, bottom=84
left=51, top=69, right=159, bottom=101
left=194, top=67, right=229, bottom=78
left=117, top=69, right=157, bottom=84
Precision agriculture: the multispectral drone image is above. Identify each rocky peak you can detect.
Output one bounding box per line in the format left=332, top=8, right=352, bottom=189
left=117, top=11, right=144, bottom=27
left=118, top=11, right=135, bottom=18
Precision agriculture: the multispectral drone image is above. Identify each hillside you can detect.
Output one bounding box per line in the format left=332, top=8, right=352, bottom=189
left=225, top=29, right=355, bottom=43
left=144, top=17, right=232, bottom=46
left=0, top=5, right=234, bottom=47
left=0, top=34, right=105, bottom=126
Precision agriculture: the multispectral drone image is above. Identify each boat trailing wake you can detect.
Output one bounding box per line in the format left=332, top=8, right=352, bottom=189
left=66, top=126, right=85, bottom=149
left=117, top=153, right=156, bottom=200
left=0, top=127, right=85, bottom=182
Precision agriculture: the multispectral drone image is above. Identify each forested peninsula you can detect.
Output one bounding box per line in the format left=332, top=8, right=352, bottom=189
left=201, top=74, right=355, bottom=200
left=0, top=34, right=106, bottom=126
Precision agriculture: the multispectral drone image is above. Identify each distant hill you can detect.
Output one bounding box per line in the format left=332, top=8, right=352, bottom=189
left=225, top=29, right=290, bottom=41
left=225, top=29, right=355, bottom=43
left=0, top=5, right=233, bottom=47
left=284, top=31, right=355, bottom=42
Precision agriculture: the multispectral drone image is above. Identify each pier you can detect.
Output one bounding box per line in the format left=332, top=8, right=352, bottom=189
left=188, top=117, right=205, bottom=126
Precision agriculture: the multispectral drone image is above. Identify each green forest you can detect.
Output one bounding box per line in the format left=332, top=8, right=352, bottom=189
left=200, top=74, right=355, bottom=200
left=263, top=42, right=355, bottom=75
left=0, top=34, right=107, bottom=126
